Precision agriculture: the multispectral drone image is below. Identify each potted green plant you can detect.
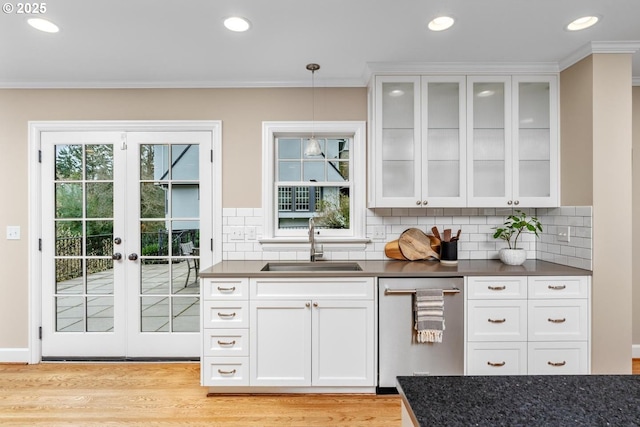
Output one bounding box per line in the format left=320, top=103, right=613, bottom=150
left=492, top=210, right=543, bottom=265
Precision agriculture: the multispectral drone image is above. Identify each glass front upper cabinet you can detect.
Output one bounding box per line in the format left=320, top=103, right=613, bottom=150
left=467, top=75, right=557, bottom=207
left=370, top=76, right=466, bottom=207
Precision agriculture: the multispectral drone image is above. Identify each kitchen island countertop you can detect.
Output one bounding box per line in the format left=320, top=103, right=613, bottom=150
left=397, top=375, right=640, bottom=426
left=200, top=259, right=591, bottom=278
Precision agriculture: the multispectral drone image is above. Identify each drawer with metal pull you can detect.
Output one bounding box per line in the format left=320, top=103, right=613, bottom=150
left=203, top=278, right=249, bottom=300
left=467, top=276, right=527, bottom=299
left=467, top=300, right=527, bottom=341
left=202, top=357, right=249, bottom=386
left=528, top=299, right=588, bottom=341
left=528, top=276, right=589, bottom=299
left=528, top=342, right=589, bottom=374
left=203, top=301, right=249, bottom=328
left=203, top=328, right=249, bottom=357
left=466, top=342, right=527, bottom=375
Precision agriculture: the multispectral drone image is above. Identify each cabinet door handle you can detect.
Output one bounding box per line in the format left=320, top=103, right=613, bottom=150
left=548, top=284, right=566, bottom=290
left=488, top=285, right=506, bottom=291
left=217, top=369, right=237, bottom=375
left=217, top=340, right=236, bottom=346
left=305, top=302, right=311, bottom=308
left=488, top=318, right=506, bottom=323
left=217, top=286, right=236, bottom=292
left=548, top=318, right=566, bottom=323
left=487, top=361, right=506, bottom=367
left=313, top=302, right=319, bottom=307
left=218, top=312, right=237, bottom=318
left=547, top=361, right=566, bottom=367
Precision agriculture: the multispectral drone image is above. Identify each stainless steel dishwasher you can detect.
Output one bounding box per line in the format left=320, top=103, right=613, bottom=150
left=378, top=277, right=464, bottom=393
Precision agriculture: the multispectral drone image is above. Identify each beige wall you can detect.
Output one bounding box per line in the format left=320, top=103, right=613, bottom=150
left=560, top=57, right=594, bottom=206
left=0, top=88, right=367, bottom=349
left=561, top=54, right=634, bottom=373
left=634, top=86, right=640, bottom=348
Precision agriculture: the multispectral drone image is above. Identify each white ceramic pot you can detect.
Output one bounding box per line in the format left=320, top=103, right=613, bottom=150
left=499, top=248, right=527, bottom=266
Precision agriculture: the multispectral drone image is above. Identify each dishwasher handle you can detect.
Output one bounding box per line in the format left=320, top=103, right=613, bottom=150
left=384, top=287, right=461, bottom=296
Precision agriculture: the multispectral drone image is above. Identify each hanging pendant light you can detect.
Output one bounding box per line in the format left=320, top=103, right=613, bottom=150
left=304, top=63, right=323, bottom=157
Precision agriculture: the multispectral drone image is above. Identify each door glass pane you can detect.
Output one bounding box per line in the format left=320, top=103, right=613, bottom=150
left=56, top=296, right=84, bottom=332
left=54, top=144, right=115, bottom=334
left=85, top=144, right=113, bottom=180
left=86, top=182, right=113, bottom=217
left=139, top=143, right=200, bottom=334
left=55, top=183, right=83, bottom=218
left=172, top=297, right=199, bottom=332
left=56, top=258, right=83, bottom=294
left=55, top=145, right=83, bottom=180
left=87, top=296, right=114, bottom=332
left=86, top=259, right=113, bottom=294
left=141, top=261, right=170, bottom=294
left=141, top=296, right=169, bottom=332
left=171, top=144, right=199, bottom=180
left=140, top=144, right=169, bottom=180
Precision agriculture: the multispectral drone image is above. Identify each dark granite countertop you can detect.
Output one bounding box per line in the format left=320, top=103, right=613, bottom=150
left=397, top=375, right=640, bottom=426
left=200, top=259, right=591, bottom=278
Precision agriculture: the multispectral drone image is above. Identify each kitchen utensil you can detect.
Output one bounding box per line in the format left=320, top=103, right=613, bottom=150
left=431, top=226, right=441, bottom=240
left=443, top=229, right=452, bottom=243
left=398, top=228, right=440, bottom=260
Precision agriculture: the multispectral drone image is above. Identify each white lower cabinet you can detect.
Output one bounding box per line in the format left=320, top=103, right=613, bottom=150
left=466, top=275, right=590, bottom=375
left=202, top=276, right=376, bottom=391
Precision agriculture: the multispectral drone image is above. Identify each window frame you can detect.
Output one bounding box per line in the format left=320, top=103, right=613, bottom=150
left=262, top=121, right=366, bottom=242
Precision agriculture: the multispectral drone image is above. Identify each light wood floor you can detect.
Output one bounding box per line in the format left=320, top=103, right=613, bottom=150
left=2, top=361, right=639, bottom=427
left=0, top=363, right=400, bottom=427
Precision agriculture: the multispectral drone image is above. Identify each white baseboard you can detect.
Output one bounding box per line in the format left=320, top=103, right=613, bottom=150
left=0, top=348, right=30, bottom=363
left=633, top=345, right=640, bottom=359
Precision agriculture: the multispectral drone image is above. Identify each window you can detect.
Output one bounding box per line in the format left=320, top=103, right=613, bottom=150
left=262, top=121, right=366, bottom=241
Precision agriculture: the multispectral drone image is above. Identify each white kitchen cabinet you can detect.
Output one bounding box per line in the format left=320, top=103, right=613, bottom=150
left=369, top=75, right=466, bottom=207
left=249, top=277, right=375, bottom=388
left=467, top=75, right=558, bottom=207
left=465, top=275, right=590, bottom=376
left=201, top=278, right=250, bottom=386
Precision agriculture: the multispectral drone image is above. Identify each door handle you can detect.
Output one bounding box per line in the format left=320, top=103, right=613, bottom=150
left=128, top=253, right=139, bottom=261
left=113, top=237, right=122, bottom=245
left=112, top=253, right=122, bottom=261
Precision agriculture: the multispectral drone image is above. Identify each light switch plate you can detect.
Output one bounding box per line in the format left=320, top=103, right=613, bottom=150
left=6, top=225, right=21, bottom=240
left=229, top=226, right=244, bottom=240
left=372, top=226, right=386, bottom=240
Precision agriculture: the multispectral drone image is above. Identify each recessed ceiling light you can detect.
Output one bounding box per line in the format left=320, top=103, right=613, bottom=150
left=428, top=16, right=455, bottom=32
left=27, top=18, right=59, bottom=33
left=224, top=16, right=251, bottom=32
left=566, top=16, right=599, bottom=31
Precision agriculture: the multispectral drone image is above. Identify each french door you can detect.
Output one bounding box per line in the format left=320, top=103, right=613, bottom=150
left=40, top=128, right=214, bottom=359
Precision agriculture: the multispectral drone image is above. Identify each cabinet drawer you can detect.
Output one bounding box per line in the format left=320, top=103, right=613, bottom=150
left=203, top=301, right=249, bottom=328
left=203, top=278, right=249, bottom=300
left=528, top=300, right=588, bottom=342
left=250, top=277, right=375, bottom=300
left=528, top=342, right=589, bottom=375
left=467, top=276, right=527, bottom=299
left=467, top=300, right=527, bottom=341
left=466, top=342, right=527, bottom=375
left=202, top=357, right=249, bottom=386
left=528, top=276, right=589, bottom=299
left=203, top=328, right=249, bottom=357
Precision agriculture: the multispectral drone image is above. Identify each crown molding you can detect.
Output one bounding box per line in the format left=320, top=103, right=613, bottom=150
left=559, top=41, right=640, bottom=72
left=363, top=62, right=560, bottom=84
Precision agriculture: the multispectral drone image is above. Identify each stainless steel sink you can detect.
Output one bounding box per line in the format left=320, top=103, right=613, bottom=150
left=261, top=261, right=363, bottom=272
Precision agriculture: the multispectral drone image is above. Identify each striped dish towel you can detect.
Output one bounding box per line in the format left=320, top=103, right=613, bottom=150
left=414, top=289, right=445, bottom=343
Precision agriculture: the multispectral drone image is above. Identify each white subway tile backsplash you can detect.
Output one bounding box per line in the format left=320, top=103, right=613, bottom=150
left=219, top=205, right=592, bottom=270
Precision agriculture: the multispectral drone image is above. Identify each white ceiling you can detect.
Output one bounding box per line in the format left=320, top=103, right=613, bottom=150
left=1, top=0, right=639, bottom=88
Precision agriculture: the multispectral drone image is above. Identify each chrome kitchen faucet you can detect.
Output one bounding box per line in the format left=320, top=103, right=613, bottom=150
left=309, top=217, right=324, bottom=261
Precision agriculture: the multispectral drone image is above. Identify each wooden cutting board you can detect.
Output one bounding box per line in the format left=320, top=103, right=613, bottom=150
left=398, top=228, right=440, bottom=260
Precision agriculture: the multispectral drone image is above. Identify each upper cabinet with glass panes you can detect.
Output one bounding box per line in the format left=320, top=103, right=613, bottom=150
left=368, top=74, right=558, bottom=208
left=369, top=75, right=466, bottom=208
left=467, top=75, right=558, bottom=207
